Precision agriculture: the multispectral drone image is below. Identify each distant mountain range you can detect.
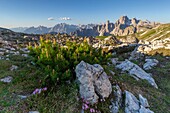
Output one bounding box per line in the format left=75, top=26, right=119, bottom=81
left=10, top=23, right=96, bottom=35
left=10, top=16, right=160, bottom=36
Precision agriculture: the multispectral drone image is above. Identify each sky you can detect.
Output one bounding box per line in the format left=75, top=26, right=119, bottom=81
left=0, top=0, right=170, bottom=28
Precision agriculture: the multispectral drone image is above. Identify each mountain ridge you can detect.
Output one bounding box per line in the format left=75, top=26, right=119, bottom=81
left=9, top=16, right=160, bottom=36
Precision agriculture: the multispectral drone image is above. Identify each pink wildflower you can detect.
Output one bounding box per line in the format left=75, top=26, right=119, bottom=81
left=90, top=108, right=95, bottom=112
left=85, top=101, right=89, bottom=104
left=84, top=103, right=89, bottom=110
left=33, top=88, right=39, bottom=95
left=43, top=87, right=47, bottom=91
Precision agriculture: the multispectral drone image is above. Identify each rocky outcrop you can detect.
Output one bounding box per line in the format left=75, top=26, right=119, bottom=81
left=99, top=20, right=115, bottom=36
left=109, top=86, right=154, bottom=113
left=119, top=36, right=139, bottom=44
left=116, top=60, right=158, bottom=88
left=125, top=91, right=154, bottom=113
left=143, top=59, right=159, bottom=70
left=137, top=38, right=170, bottom=54
left=75, top=61, right=112, bottom=104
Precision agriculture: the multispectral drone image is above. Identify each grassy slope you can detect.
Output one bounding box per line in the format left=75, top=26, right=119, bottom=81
left=137, top=24, right=170, bottom=41
left=0, top=54, right=170, bottom=113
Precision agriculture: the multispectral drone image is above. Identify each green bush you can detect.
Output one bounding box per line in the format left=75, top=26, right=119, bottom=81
left=28, top=37, right=112, bottom=85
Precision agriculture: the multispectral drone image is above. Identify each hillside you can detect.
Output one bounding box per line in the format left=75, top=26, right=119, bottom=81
left=137, top=24, right=170, bottom=41
left=0, top=27, right=170, bottom=113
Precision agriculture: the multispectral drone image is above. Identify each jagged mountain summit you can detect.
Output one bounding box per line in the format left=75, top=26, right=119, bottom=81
left=76, top=16, right=160, bottom=37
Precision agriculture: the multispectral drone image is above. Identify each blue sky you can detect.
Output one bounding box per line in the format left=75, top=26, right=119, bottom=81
left=0, top=0, right=170, bottom=28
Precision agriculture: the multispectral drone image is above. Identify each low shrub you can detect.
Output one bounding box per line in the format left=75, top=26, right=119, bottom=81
left=28, top=37, right=112, bottom=85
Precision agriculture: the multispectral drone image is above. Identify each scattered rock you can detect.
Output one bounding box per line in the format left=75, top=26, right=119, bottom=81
left=0, top=76, right=13, bottom=83
left=0, top=52, right=5, bottom=56
left=29, top=111, right=39, bottom=113
left=75, top=61, right=112, bottom=104
left=125, top=91, right=154, bottom=113
left=111, top=58, right=119, bottom=65
left=18, top=95, right=28, bottom=99
left=125, top=90, right=140, bottom=113
left=129, top=46, right=145, bottom=61
left=110, top=70, right=115, bottom=76
left=139, top=105, right=154, bottom=113
left=10, top=65, right=18, bottom=71
left=22, top=54, right=28, bottom=57
left=143, top=59, right=159, bottom=70
left=139, top=94, right=149, bottom=108
left=110, top=84, right=122, bottom=113
left=116, top=60, right=158, bottom=88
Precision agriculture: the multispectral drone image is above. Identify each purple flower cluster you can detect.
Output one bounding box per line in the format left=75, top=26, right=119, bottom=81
left=32, top=87, right=47, bottom=95
left=82, top=98, right=97, bottom=113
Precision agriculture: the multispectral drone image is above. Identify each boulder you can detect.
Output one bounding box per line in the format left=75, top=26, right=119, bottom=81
left=75, top=61, right=112, bottom=104
left=116, top=60, right=158, bottom=88
left=143, top=59, right=159, bottom=70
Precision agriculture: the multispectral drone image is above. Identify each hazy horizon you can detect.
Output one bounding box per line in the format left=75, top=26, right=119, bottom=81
left=0, top=0, right=170, bottom=28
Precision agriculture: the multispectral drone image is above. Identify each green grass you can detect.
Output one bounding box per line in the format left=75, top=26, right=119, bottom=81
left=0, top=55, right=45, bottom=112
left=137, top=23, right=170, bottom=41
left=95, top=36, right=108, bottom=40
left=138, top=29, right=156, bottom=40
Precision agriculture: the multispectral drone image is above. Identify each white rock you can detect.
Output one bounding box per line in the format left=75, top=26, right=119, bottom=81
left=125, top=90, right=140, bottom=113
left=139, top=105, right=154, bottom=113
left=0, top=52, right=5, bottom=55
left=75, top=61, right=112, bottom=104
left=22, top=54, right=28, bottom=57
left=110, top=85, right=122, bottom=113
left=111, top=58, right=119, bottom=65
left=139, top=94, right=150, bottom=108
left=143, top=59, right=159, bottom=70
left=10, top=65, right=18, bottom=71
left=0, top=76, right=13, bottom=83
left=18, top=95, right=28, bottom=99
left=116, top=60, right=158, bottom=88
left=29, top=111, right=39, bottom=113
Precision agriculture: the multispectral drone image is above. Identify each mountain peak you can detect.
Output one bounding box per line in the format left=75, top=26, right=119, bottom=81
left=116, top=15, right=131, bottom=25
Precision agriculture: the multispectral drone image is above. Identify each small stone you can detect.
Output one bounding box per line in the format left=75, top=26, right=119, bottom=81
left=111, top=58, right=119, bottom=65
left=10, top=65, right=18, bottom=71
left=29, top=111, right=39, bottom=113
left=139, top=94, right=149, bottom=108
left=143, top=59, right=159, bottom=70
left=22, top=54, right=28, bottom=57
left=109, top=70, right=115, bottom=76
left=18, top=95, right=28, bottom=99
left=0, top=76, right=13, bottom=83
